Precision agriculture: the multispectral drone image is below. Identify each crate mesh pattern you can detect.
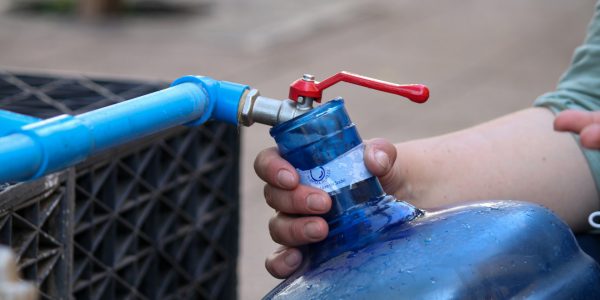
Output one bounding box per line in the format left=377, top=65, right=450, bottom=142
left=0, top=71, right=240, bottom=299
left=0, top=183, right=69, bottom=299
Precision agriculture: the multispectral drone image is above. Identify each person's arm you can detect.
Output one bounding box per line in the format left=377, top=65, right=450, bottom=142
left=390, top=107, right=598, bottom=229
left=254, top=107, right=598, bottom=278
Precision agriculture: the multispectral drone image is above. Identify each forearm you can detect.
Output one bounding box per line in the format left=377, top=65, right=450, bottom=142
left=393, top=107, right=598, bottom=231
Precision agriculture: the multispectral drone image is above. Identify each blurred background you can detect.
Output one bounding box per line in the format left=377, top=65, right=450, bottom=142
left=0, top=0, right=595, bottom=298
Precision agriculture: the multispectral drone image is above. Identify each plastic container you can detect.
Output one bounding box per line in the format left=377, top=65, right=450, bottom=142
left=265, top=99, right=600, bottom=299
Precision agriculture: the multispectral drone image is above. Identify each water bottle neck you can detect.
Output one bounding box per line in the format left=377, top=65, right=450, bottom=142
left=270, top=99, right=421, bottom=264
left=310, top=195, right=421, bottom=265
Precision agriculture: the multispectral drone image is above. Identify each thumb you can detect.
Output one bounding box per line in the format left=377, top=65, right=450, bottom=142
left=364, top=138, right=405, bottom=197
left=364, top=138, right=397, bottom=177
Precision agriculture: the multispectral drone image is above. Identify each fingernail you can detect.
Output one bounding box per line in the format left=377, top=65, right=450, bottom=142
left=374, top=150, right=390, bottom=170
left=304, top=222, right=323, bottom=239
left=277, top=170, right=296, bottom=188
left=307, top=194, right=327, bottom=211
left=284, top=251, right=301, bottom=268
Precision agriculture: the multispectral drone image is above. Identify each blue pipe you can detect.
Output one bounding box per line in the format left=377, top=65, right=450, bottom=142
left=0, top=76, right=248, bottom=183
left=0, top=110, right=41, bottom=136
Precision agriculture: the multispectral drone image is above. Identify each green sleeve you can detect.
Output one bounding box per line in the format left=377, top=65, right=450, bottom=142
left=535, top=1, right=600, bottom=195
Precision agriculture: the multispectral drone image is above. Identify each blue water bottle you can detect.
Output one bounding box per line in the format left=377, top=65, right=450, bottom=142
left=260, top=72, right=600, bottom=299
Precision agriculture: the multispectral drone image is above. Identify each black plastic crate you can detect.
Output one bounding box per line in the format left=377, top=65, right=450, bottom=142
left=0, top=71, right=240, bottom=300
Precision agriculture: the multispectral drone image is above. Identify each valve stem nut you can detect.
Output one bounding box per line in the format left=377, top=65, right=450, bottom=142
left=239, top=89, right=260, bottom=127
left=302, top=74, right=315, bottom=82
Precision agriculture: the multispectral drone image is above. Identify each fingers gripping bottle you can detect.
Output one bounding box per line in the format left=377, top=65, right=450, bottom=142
left=239, top=72, right=600, bottom=299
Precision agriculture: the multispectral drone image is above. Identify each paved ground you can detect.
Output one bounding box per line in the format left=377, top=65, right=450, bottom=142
left=0, top=0, right=596, bottom=298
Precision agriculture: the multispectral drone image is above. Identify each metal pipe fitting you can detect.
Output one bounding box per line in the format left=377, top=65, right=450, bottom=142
left=239, top=89, right=310, bottom=127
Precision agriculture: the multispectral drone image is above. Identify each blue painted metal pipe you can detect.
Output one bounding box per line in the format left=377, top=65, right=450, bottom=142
left=0, top=76, right=248, bottom=183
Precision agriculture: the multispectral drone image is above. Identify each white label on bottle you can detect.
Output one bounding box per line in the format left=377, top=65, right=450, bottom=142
left=297, top=144, right=373, bottom=193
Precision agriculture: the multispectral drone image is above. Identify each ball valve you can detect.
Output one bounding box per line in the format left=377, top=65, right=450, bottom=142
left=238, top=71, right=429, bottom=126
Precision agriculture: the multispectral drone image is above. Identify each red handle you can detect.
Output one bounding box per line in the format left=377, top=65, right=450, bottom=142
left=289, top=71, right=429, bottom=103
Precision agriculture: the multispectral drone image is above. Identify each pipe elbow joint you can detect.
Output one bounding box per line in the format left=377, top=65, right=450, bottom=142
left=24, top=115, right=94, bottom=178
left=172, top=76, right=249, bottom=126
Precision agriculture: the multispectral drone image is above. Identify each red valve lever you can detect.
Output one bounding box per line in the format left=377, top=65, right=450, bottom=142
left=289, top=71, right=429, bottom=103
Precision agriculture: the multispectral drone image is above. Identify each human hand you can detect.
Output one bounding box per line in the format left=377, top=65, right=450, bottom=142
left=254, top=138, right=399, bottom=278
left=554, top=110, right=600, bottom=149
